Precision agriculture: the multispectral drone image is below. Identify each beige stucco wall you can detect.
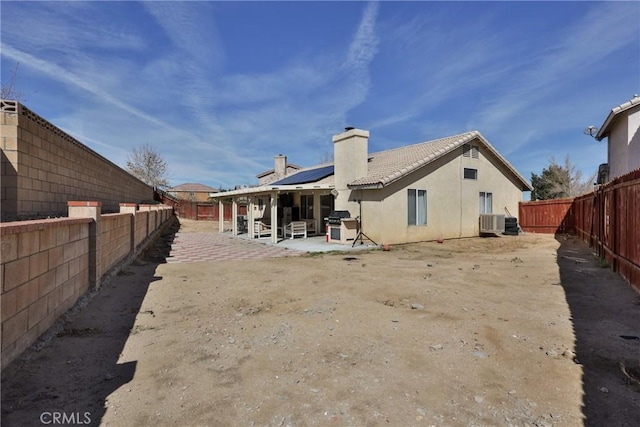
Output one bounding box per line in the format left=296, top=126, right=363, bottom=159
left=1, top=102, right=154, bottom=221
left=608, top=107, right=640, bottom=179
left=355, top=143, right=526, bottom=245
left=333, top=129, right=368, bottom=213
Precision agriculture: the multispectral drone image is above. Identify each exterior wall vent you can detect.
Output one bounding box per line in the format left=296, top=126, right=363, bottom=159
left=479, top=214, right=505, bottom=234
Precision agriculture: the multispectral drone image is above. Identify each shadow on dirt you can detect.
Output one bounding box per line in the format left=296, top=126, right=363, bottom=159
left=1, top=217, right=180, bottom=427
left=556, top=235, right=640, bottom=426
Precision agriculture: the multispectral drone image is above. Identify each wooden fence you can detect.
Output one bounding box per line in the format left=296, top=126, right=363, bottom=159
left=518, top=198, right=575, bottom=234
left=156, top=191, right=246, bottom=221
left=519, top=168, right=640, bottom=294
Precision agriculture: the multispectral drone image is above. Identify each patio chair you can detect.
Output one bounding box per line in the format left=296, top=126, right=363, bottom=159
left=253, top=220, right=272, bottom=238
left=284, top=221, right=307, bottom=239
left=304, top=219, right=317, bottom=235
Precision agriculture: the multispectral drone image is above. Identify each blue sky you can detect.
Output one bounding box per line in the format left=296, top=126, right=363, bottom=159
left=1, top=1, right=639, bottom=191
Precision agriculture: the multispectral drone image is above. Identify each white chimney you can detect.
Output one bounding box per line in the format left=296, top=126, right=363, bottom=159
left=274, top=154, right=287, bottom=180
left=332, top=127, right=369, bottom=211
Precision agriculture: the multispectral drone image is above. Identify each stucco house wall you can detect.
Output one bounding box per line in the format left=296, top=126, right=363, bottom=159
left=608, top=109, right=640, bottom=179
left=597, top=96, right=640, bottom=180
left=357, top=143, right=525, bottom=245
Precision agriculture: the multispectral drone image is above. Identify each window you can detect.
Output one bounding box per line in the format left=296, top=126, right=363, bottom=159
left=479, top=192, right=493, bottom=214
left=464, top=168, right=478, bottom=180
left=408, top=189, right=427, bottom=225
left=300, top=194, right=314, bottom=219
left=463, top=144, right=479, bottom=159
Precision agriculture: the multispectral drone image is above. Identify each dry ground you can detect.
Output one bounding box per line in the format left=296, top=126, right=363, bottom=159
left=2, top=219, right=639, bottom=426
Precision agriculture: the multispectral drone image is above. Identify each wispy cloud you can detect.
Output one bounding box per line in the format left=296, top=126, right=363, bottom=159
left=0, top=44, right=172, bottom=129
left=470, top=2, right=639, bottom=140
left=143, top=1, right=226, bottom=71
left=2, top=1, right=632, bottom=189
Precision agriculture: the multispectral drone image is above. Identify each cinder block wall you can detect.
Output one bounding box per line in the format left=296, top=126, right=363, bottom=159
left=100, top=214, right=133, bottom=277
left=1, top=100, right=155, bottom=221
left=1, top=202, right=175, bottom=369
left=1, top=218, right=92, bottom=368
left=135, top=211, right=149, bottom=247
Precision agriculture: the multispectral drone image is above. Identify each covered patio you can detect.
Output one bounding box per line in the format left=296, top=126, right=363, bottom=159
left=211, top=182, right=337, bottom=246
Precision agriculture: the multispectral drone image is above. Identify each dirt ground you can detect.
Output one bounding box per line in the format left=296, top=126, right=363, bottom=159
left=2, top=219, right=639, bottom=426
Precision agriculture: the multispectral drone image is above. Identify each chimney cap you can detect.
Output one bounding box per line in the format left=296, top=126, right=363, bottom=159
left=344, top=126, right=355, bottom=131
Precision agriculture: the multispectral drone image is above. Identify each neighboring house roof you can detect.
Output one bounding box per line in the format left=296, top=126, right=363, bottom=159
left=595, top=95, right=640, bottom=141
left=169, top=183, right=219, bottom=193
left=349, top=130, right=532, bottom=191
left=256, top=164, right=302, bottom=178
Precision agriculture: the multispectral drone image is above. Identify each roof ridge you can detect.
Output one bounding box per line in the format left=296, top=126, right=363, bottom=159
left=369, top=131, right=477, bottom=156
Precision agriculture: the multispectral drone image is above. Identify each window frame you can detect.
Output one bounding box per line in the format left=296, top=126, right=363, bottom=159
left=464, top=168, right=478, bottom=180
left=407, top=189, right=427, bottom=226
left=479, top=191, right=493, bottom=214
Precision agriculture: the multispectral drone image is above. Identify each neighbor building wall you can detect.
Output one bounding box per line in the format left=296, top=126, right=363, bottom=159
left=358, top=143, right=525, bottom=245
left=0, top=100, right=154, bottom=221
left=607, top=107, right=640, bottom=180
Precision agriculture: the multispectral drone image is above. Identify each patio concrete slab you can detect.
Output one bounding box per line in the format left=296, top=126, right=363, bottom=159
left=165, top=232, right=302, bottom=263
left=166, top=232, right=378, bottom=263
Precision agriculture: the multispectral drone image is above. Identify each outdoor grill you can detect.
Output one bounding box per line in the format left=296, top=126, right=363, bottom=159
left=325, top=210, right=358, bottom=244
left=326, top=210, right=351, bottom=225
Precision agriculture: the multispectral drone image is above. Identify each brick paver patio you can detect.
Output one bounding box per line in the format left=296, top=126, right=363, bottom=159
left=165, top=232, right=303, bottom=263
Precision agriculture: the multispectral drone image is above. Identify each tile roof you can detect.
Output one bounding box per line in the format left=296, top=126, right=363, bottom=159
left=348, top=131, right=532, bottom=190
left=216, top=130, right=531, bottom=198
left=169, top=183, right=219, bottom=193
left=595, top=95, right=640, bottom=141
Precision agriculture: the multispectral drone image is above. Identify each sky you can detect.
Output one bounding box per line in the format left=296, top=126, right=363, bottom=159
left=1, top=1, right=639, bottom=192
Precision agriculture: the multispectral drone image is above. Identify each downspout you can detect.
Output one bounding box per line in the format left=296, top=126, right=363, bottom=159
left=459, top=152, right=463, bottom=238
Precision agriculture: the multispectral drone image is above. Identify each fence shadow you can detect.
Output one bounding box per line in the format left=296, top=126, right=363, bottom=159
left=1, top=218, right=179, bottom=427
left=555, top=234, right=640, bottom=426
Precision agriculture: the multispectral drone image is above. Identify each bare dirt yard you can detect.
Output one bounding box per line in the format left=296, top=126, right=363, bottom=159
left=2, top=219, right=639, bottom=426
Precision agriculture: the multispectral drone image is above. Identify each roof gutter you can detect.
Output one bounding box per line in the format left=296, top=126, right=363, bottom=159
left=347, top=183, right=384, bottom=190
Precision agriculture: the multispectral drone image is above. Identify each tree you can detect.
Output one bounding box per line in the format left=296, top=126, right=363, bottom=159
left=531, top=155, right=596, bottom=200
left=1, top=62, right=26, bottom=102
left=126, top=144, right=170, bottom=189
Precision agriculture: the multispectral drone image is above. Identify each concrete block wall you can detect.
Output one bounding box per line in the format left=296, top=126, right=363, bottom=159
left=135, top=211, right=150, bottom=248
left=1, top=201, right=174, bottom=369
left=100, top=214, right=133, bottom=278
left=1, top=100, right=155, bottom=221
left=1, top=217, right=92, bottom=369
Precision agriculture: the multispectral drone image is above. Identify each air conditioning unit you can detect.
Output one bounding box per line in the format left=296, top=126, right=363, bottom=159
left=479, top=214, right=505, bottom=234
left=597, top=163, right=609, bottom=184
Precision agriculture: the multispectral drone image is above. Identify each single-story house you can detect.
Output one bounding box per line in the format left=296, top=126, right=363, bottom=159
left=168, top=183, right=219, bottom=202
left=212, top=128, right=532, bottom=245
left=595, top=95, right=640, bottom=181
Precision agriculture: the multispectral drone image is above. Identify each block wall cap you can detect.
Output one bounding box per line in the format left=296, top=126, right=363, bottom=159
left=0, top=217, right=92, bottom=236
left=67, top=201, right=102, bottom=207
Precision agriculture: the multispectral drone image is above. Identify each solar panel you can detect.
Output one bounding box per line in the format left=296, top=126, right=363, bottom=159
left=271, top=165, right=334, bottom=185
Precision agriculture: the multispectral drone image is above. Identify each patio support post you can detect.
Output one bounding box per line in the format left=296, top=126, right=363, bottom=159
left=218, top=199, right=224, bottom=233
left=271, top=191, right=278, bottom=244
left=232, top=197, right=238, bottom=236
left=248, top=195, right=255, bottom=239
